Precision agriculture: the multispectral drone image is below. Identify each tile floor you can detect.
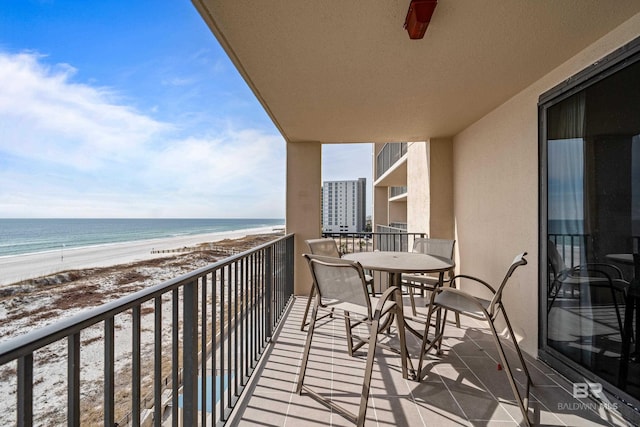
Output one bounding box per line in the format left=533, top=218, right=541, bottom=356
left=227, top=297, right=632, bottom=426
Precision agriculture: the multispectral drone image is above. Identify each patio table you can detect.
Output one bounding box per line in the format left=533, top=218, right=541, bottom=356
left=343, top=251, right=454, bottom=289
left=343, top=251, right=455, bottom=377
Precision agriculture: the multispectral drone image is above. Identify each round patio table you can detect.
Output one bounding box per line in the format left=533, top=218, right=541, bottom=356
left=343, top=251, right=455, bottom=377
left=343, top=251, right=454, bottom=289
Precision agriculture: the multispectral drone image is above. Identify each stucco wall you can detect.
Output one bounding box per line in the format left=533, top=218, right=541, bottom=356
left=407, top=142, right=429, bottom=234
left=286, top=141, right=322, bottom=296
left=452, top=13, right=640, bottom=356
left=408, top=140, right=453, bottom=238
left=428, top=138, right=454, bottom=239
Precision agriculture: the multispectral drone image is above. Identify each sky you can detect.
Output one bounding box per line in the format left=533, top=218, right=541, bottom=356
left=0, top=0, right=372, bottom=219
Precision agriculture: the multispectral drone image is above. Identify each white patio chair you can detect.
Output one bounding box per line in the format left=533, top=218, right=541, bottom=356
left=301, top=238, right=373, bottom=330
left=297, top=254, right=408, bottom=427
left=547, top=240, right=625, bottom=339
left=401, top=238, right=458, bottom=324
left=423, top=252, right=533, bottom=427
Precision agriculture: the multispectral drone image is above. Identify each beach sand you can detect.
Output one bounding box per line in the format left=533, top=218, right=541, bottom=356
left=0, top=225, right=281, bottom=286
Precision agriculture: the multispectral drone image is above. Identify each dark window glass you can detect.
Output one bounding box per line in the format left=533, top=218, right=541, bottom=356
left=545, top=58, right=640, bottom=398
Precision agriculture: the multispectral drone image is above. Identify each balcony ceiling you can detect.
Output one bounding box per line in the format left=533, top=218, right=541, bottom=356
left=193, top=1, right=640, bottom=143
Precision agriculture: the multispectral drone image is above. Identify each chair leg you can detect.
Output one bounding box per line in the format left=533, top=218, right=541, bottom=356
left=418, top=305, right=444, bottom=377
left=297, top=303, right=319, bottom=394
left=608, top=285, right=624, bottom=337
left=487, top=315, right=531, bottom=427
left=366, top=274, right=375, bottom=296
left=392, top=293, right=409, bottom=380
left=300, top=287, right=315, bottom=331
left=356, top=317, right=379, bottom=427
left=500, top=307, right=533, bottom=386
left=430, top=305, right=450, bottom=354
left=409, top=285, right=418, bottom=317
left=344, top=311, right=355, bottom=357
left=547, top=279, right=564, bottom=313
left=454, top=312, right=461, bottom=328
left=444, top=277, right=461, bottom=328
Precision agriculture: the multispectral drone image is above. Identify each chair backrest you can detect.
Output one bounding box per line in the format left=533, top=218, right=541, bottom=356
left=303, top=254, right=372, bottom=314
left=306, top=238, right=341, bottom=257
left=547, top=240, right=566, bottom=277
left=489, top=252, right=528, bottom=315
left=412, top=238, right=455, bottom=260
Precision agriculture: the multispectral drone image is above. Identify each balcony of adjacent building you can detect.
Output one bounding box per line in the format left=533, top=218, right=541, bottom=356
left=375, top=143, right=408, bottom=186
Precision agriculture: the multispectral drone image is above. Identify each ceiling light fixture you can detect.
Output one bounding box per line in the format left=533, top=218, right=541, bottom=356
left=404, top=0, right=437, bottom=39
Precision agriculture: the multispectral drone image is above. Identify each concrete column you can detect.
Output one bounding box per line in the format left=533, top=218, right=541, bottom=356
left=428, top=138, right=454, bottom=239
left=407, top=139, right=453, bottom=239
left=373, top=186, right=389, bottom=230
left=407, top=141, right=430, bottom=234
left=286, top=141, right=322, bottom=296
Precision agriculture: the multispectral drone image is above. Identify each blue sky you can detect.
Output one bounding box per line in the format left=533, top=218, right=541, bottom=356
left=0, top=0, right=372, bottom=218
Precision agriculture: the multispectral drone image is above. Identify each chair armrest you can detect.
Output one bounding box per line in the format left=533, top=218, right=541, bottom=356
left=575, top=263, right=624, bottom=280
left=570, top=265, right=613, bottom=282
left=449, top=274, right=496, bottom=294
left=372, top=286, right=399, bottom=317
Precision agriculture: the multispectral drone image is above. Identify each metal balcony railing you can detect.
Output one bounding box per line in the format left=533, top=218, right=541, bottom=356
left=390, top=186, right=407, bottom=198
left=0, top=234, right=294, bottom=427
left=389, top=222, right=408, bottom=230
left=375, top=142, right=407, bottom=180
left=323, top=229, right=425, bottom=254
left=548, top=233, right=589, bottom=268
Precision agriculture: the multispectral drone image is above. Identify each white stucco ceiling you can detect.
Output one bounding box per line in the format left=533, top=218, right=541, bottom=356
left=193, top=0, right=640, bottom=143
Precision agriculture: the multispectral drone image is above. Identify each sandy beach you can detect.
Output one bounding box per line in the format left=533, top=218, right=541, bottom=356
left=0, top=225, right=281, bottom=286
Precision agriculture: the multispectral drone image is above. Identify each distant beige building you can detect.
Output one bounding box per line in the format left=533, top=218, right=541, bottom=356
left=322, top=178, right=366, bottom=233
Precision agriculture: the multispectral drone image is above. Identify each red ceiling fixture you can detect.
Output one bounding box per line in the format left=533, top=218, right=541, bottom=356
left=404, top=0, right=437, bottom=39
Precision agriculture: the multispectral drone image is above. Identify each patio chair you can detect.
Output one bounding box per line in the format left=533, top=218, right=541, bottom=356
left=547, top=240, right=625, bottom=336
left=301, top=238, right=373, bottom=330
left=401, top=238, right=457, bottom=322
left=297, top=254, right=408, bottom=427
left=423, top=252, right=533, bottom=426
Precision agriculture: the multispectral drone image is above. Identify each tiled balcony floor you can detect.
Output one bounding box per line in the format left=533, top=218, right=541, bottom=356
left=229, top=297, right=631, bottom=426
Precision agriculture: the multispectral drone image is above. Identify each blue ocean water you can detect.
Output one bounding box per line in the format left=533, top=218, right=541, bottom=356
left=0, top=218, right=284, bottom=257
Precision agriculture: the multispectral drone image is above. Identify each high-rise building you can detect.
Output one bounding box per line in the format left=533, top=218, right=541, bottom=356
left=322, top=178, right=366, bottom=233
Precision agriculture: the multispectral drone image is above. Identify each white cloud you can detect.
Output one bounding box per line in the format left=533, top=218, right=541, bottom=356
left=0, top=52, right=170, bottom=170
left=0, top=52, right=286, bottom=218
left=161, top=77, right=195, bottom=86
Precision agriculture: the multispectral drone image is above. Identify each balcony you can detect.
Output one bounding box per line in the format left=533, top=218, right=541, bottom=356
left=390, top=186, right=408, bottom=201
left=231, top=298, right=627, bottom=426
left=375, top=143, right=408, bottom=187
left=1, top=232, right=631, bottom=426
left=375, top=143, right=407, bottom=180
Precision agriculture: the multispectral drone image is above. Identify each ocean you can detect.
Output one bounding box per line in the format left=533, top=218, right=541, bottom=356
left=0, top=218, right=285, bottom=257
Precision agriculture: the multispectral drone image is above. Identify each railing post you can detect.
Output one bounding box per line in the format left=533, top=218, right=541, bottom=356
left=68, top=333, right=80, bottom=427
left=288, top=235, right=295, bottom=296
left=17, top=354, right=33, bottom=427
left=182, top=280, right=198, bottom=427
left=265, top=246, right=273, bottom=339
left=132, top=305, right=141, bottom=427
left=104, top=318, right=115, bottom=427
left=153, top=297, right=162, bottom=427
left=171, top=289, right=179, bottom=427
left=200, top=276, right=208, bottom=427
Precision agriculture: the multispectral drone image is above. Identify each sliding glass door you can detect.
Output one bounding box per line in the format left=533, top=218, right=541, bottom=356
left=540, top=39, right=640, bottom=405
